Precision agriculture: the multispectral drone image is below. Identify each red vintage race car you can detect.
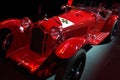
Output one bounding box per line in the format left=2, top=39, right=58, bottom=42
left=0, top=2, right=119, bottom=80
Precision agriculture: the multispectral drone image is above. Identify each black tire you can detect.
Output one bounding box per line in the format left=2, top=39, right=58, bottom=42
left=0, top=30, right=13, bottom=57
left=55, top=49, right=86, bottom=80
left=108, top=21, right=118, bottom=41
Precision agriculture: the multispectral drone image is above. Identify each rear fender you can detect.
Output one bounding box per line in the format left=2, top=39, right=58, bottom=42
left=55, top=37, right=86, bottom=59
left=102, top=15, right=118, bottom=32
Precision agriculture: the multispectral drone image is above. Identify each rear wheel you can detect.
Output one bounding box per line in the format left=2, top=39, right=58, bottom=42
left=108, top=21, right=118, bottom=40
left=0, top=29, right=13, bottom=57
left=55, top=49, right=86, bottom=80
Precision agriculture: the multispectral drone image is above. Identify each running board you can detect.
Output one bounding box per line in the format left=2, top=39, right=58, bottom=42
left=87, top=32, right=109, bottom=45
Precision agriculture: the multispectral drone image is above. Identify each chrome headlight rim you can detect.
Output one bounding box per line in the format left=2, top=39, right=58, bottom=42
left=50, top=26, right=62, bottom=40
left=21, top=17, right=32, bottom=29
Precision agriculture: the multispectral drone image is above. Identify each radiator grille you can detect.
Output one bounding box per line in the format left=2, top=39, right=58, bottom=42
left=30, top=28, right=45, bottom=53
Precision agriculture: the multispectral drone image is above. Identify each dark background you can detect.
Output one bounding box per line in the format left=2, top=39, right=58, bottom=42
left=0, top=0, right=119, bottom=21
left=0, top=0, right=120, bottom=80
left=0, top=0, right=68, bottom=21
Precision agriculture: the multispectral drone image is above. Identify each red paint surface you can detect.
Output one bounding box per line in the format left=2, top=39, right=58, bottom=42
left=0, top=6, right=118, bottom=78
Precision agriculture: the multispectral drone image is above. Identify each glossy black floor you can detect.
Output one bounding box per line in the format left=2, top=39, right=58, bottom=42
left=0, top=8, right=120, bottom=80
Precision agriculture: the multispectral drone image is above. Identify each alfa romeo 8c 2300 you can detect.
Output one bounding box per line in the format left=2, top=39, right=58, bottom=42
left=0, top=0, right=119, bottom=80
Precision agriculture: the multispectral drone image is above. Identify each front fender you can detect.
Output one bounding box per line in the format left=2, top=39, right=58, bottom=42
left=55, top=37, right=86, bottom=59
left=0, top=19, right=30, bottom=56
left=0, top=19, right=22, bottom=32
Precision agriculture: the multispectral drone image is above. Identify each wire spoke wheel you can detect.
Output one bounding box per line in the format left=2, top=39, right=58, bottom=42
left=55, top=49, right=86, bottom=80
left=70, top=61, right=83, bottom=80
left=110, top=21, right=118, bottom=40
left=0, top=29, right=13, bottom=57
left=2, top=33, right=13, bottom=51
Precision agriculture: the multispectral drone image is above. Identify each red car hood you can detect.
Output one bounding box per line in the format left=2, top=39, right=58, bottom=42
left=59, top=9, right=94, bottom=23
left=40, top=9, right=95, bottom=30
left=58, top=9, right=95, bottom=27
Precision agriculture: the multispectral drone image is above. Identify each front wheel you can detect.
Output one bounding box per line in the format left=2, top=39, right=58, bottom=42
left=55, top=49, right=86, bottom=80
left=0, top=30, right=13, bottom=57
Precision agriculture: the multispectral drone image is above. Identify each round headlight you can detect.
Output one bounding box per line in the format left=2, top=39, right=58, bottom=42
left=50, top=27, right=62, bottom=40
left=21, top=17, right=32, bottom=29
